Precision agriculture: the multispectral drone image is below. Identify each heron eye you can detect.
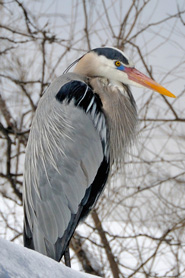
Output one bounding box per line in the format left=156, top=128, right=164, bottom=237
left=115, top=61, right=121, bottom=67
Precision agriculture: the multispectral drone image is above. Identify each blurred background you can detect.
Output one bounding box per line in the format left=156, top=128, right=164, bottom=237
left=0, top=1, right=185, bottom=277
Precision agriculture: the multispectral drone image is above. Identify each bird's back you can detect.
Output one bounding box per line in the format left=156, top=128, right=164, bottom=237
left=23, top=73, right=110, bottom=261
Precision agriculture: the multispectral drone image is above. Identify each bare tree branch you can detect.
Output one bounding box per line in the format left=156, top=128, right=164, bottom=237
left=83, top=0, right=91, bottom=51
left=92, top=209, right=121, bottom=278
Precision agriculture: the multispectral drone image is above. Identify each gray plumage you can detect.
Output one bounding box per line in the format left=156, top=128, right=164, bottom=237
left=23, top=46, right=174, bottom=264
left=24, top=73, right=108, bottom=259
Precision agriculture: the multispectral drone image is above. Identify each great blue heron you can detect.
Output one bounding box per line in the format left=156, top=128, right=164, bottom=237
left=23, top=47, right=175, bottom=266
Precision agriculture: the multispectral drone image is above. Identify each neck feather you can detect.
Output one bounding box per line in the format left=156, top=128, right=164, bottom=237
left=89, top=78, right=138, bottom=166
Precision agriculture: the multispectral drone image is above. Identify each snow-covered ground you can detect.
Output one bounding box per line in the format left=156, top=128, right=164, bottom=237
left=0, top=238, right=99, bottom=278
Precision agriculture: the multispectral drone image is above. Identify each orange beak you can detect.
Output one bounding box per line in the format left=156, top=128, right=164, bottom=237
left=125, top=67, right=176, bottom=98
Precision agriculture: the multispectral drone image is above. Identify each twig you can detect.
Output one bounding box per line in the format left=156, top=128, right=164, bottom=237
left=92, top=209, right=122, bottom=278
left=83, top=0, right=91, bottom=51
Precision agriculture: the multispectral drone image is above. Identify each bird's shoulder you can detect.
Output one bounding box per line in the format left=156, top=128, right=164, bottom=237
left=55, top=75, right=103, bottom=114
left=43, top=73, right=109, bottom=159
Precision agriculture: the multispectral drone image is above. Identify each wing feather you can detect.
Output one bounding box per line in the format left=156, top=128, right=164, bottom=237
left=23, top=73, right=109, bottom=260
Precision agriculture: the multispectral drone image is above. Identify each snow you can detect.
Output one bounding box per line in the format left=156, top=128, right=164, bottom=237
left=0, top=238, right=100, bottom=278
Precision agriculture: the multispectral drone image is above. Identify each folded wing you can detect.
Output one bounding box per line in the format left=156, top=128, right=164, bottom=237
left=23, top=73, right=110, bottom=261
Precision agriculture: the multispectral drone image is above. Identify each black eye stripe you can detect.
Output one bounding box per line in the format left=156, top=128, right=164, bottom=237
left=92, top=47, right=129, bottom=65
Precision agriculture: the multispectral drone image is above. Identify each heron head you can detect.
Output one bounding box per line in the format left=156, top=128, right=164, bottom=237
left=73, top=47, right=176, bottom=98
